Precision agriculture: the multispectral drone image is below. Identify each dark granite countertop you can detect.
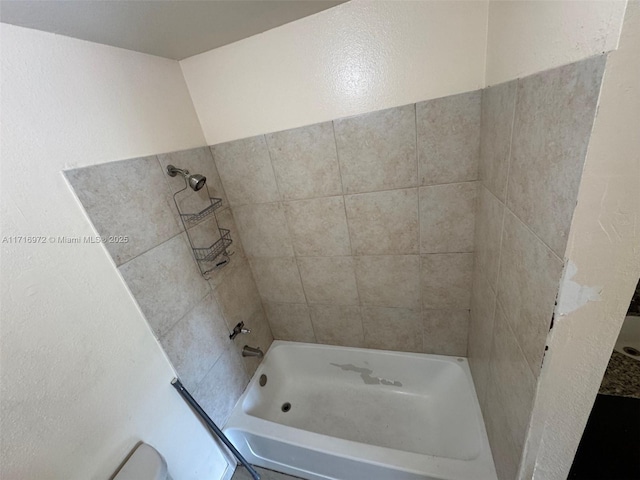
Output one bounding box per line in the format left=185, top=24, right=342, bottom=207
left=599, top=351, right=640, bottom=399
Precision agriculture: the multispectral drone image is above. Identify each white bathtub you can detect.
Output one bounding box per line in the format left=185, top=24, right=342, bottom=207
left=224, top=341, right=497, bottom=480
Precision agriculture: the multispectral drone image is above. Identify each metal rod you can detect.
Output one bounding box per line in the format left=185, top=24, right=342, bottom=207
left=171, top=378, right=261, bottom=480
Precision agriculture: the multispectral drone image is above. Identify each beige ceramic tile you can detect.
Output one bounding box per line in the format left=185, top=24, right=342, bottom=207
left=482, top=373, right=522, bottom=480
left=266, top=122, right=343, bottom=200
left=497, top=211, right=563, bottom=376
left=488, top=305, right=537, bottom=454
left=283, top=196, right=351, bottom=256
left=334, top=104, right=417, bottom=194
left=232, top=203, right=293, bottom=257
left=118, top=233, right=210, bottom=338
left=419, top=182, right=477, bottom=253
left=263, top=303, right=316, bottom=342
left=355, top=255, right=420, bottom=309
left=65, top=156, right=182, bottom=266
left=345, top=188, right=419, bottom=255
left=160, top=293, right=229, bottom=391
left=422, top=309, right=469, bottom=356
left=479, top=81, right=517, bottom=202
left=421, top=253, right=473, bottom=309
left=361, top=306, right=422, bottom=353
left=297, top=256, right=359, bottom=305
left=211, top=135, right=280, bottom=206
left=417, top=90, right=481, bottom=185
left=211, top=257, right=263, bottom=331
left=193, top=346, right=249, bottom=426
left=309, top=305, right=365, bottom=347
left=474, top=185, right=505, bottom=291
left=507, top=56, right=606, bottom=256
left=157, top=147, right=228, bottom=216
left=249, top=257, right=306, bottom=304
left=467, top=267, right=497, bottom=405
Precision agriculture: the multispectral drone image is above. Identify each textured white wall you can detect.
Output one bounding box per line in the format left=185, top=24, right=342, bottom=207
left=180, top=0, right=489, bottom=145
left=0, top=24, right=231, bottom=480
left=519, top=2, right=640, bottom=479
left=485, top=0, right=627, bottom=85
left=181, top=0, right=627, bottom=146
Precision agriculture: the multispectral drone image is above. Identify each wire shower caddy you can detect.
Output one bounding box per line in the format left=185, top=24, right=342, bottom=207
left=172, top=179, right=233, bottom=278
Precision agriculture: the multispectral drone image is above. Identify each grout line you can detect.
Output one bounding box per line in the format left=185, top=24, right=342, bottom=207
left=414, top=102, right=421, bottom=187
left=507, top=207, right=563, bottom=264
left=260, top=299, right=426, bottom=312
left=495, top=296, right=539, bottom=381
left=415, top=103, right=426, bottom=352
left=493, top=80, right=519, bottom=299
left=355, top=305, right=367, bottom=348
left=263, top=134, right=284, bottom=204
left=264, top=134, right=316, bottom=342
left=332, top=120, right=346, bottom=197
left=495, top=84, right=567, bottom=272
left=475, top=254, right=498, bottom=299
left=481, top=179, right=506, bottom=207
left=192, top=342, right=234, bottom=394
left=226, top=180, right=480, bottom=209
left=247, top=252, right=473, bottom=259
left=503, top=80, right=519, bottom=211
left=306, top=304, right=319, bottom=344
left=117, top=228, right=185, bottom=269
left=332, top=120, right=363, bottom=310
left=159, top=288, right=215, bottom=341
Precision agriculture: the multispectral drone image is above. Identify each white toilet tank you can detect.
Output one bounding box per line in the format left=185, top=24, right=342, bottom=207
left=113, top=443, right=168, bottom=480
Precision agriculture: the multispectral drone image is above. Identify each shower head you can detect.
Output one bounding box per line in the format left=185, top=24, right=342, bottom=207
left=188, top=174, right=206, bottom=192
left=167, top=165, right=207, bottom=191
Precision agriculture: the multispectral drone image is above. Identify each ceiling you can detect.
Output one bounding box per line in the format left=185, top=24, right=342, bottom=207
left=0, top=0, right=347, bottom=60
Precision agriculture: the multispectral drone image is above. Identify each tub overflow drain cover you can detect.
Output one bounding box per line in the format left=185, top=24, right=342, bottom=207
left=281, top=402, right=291, bottom=413
left=259, top=374, right=267, bottom=387
left=623, top=346, right=640, bottom=357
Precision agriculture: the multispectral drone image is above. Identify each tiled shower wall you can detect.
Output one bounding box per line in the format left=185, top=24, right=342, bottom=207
left=468, top=56, right=607, bottom=480
left=210, top=91, right=481, bottom=355
left=66, top=147, right=273, bottom=425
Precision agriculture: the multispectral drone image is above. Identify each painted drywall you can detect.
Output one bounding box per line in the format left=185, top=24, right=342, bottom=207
left=180, top=0, right=489, bottom=145
left=518, top=2, right=640, bottom=479
left=485, top=0, right=627, bottom=85
left=0, top=24, right=233, bottom=480
left=181, top=0, right=628, bottom=146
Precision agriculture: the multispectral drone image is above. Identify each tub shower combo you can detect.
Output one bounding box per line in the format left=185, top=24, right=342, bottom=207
left=66, top=54, right=607, bottom=480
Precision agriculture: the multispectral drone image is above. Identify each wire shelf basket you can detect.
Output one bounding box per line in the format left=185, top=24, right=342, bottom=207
left=180, top=197, right=223, bottom=227
left=170, top=173, right=233, bottom=278
left=192, top=229, right=233, bottom=263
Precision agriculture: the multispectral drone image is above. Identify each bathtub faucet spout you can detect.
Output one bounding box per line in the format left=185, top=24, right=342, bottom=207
left=242, top=345, right=264, bottom=358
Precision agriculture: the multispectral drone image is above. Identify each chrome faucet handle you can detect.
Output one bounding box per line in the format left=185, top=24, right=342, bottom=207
left=230, top=321, right=250, bottom=339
